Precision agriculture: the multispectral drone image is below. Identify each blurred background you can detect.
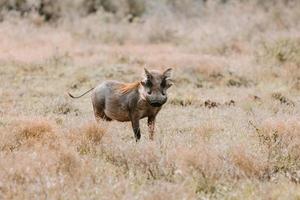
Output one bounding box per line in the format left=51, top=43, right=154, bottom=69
left=1, top=0, right=300, bottom=102
left=1, top=0, right=299, bottom=51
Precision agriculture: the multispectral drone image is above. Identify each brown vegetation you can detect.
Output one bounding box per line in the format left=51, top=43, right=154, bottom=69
left=1, top=0, right=300, bottom=199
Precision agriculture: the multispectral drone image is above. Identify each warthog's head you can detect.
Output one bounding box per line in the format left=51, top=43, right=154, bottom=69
left=140, top=68, right=173, bottom=107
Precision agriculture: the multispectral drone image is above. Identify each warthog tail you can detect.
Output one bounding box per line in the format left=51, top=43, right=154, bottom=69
left=68, top=87, right=94, bottom=99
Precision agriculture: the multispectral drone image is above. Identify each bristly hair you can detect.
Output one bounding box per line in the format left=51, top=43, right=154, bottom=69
left=118, top=82, right=140, bottom=94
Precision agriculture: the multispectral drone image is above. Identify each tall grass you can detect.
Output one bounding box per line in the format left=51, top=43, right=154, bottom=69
left=1, top=0, right=300, bottom=199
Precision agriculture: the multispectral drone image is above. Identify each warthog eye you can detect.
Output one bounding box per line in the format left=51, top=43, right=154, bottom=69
left=161, top=79, right=166, bottom=88
left=161, top=78, right=172, bottom=89
left=146, top=80, right=152, bottom=87
left=145, top=80, right=152, bottom=94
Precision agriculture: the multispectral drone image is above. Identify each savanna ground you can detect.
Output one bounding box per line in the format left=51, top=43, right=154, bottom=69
left=1, top=0, right=300, bottom=199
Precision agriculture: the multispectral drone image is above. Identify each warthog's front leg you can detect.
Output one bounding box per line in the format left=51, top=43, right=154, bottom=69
left=130, top=113, right=141, bottom=142
left=148, top=116, right=156, bottom=140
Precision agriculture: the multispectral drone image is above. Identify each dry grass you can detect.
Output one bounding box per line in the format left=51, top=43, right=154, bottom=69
left=1, top=1, right=300, bottom=199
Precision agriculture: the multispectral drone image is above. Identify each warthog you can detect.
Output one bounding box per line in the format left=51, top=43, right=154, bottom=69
left=69, top=68, right=173, bottom=141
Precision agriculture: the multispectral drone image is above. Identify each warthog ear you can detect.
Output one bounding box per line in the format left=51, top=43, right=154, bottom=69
left=162, top=68, right=173, bottom=88
left=144, top=68, right=152, bottom=79
left=163, top=68, right=172, bottom=78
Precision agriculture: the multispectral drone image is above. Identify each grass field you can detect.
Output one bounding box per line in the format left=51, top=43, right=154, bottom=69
left=1, top=1, right=300, bottom=199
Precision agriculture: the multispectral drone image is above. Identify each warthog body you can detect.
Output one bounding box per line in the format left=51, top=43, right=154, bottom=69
left=69, top=68, right=173, bottom=141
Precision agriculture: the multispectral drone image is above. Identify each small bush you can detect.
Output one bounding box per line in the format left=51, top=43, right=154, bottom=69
left=251, top=118, right=300, bottom=179
left=169, top=96, right=199, bottom=107
left=175, top=144, right=224, bottom=194
left=258, top=38, right=300, bottom=66
left=271, top=92, right=295, bottom=106
left=57, top=151, right=81, bottom=175
left=83, top=122, right=106, bottom=145
left=0, top=118, right=57, bottom=151
left=226, top=75, right=252, bottom=87
left=230, top=146, right=268, bottom=178
left=0, top=0, right=147, bottom=22
left=69, top=122, right=106, bottom=155
left=17, top=118, right=53, bottom=140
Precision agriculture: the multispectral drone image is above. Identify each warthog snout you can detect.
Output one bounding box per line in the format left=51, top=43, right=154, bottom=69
left=147, top=94, right=167, bottom=107
left=150, top=102, right=162, bottom=107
